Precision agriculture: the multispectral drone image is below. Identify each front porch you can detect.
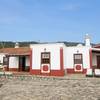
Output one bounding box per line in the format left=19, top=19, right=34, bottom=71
left=3, top=55, right=31, bottom=72
left=91, top=48, right=100, bottom=70
left=2, top=47, right=32, bottom=73
left=86, top=48, right=100, bottom=77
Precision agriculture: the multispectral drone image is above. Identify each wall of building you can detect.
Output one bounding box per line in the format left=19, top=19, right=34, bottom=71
left=26, top=56, right=30, bottom=66
left=92, top=53, right=100, bottom=67
left=30, top=43, right=65, bottom=76
left=64, top=46, right=90, bottom=72
left=9, top=57, right=19, bottom=68
left=0, top=53, right=5, bottom=64
left=31, top=43, right=64, bottom=70
left=30, top=43, right=91, bottom=75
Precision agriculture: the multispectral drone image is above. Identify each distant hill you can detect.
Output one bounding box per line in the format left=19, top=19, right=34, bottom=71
left=59, top=41, right=84, bottom=46
left=0, top=41, right=38, bottom=48
left=0, top=41, right=95, bottom=48
left=58, top=41, right=95, bottom=47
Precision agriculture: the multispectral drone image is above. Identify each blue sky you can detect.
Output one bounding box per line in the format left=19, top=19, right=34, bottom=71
left=0, top=0, right=100, bottom=43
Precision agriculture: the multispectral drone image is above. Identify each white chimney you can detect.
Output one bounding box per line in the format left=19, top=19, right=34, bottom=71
left=85, top=34, right=91, bottom=47
left=15, top=42, right=19, bottom=48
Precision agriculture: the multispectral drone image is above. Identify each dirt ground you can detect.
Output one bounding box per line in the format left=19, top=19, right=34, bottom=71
left=0, top=74, right=100, bottom=100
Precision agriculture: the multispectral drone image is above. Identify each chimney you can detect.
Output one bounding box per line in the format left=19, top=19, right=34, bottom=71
left=85, top=34, right=91, bottom=47
left=15, top=42, right=19, bottom=48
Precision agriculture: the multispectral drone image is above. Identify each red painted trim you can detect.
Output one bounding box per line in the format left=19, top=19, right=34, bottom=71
left=9, top=68, right=18, bottom=71
left=59, top=47, right=65, bottom=76
left=93, top=45, right=100, bottom=48
left=89, top=49, right=92, bottom=69
left=60, top=47, right=64, bottom=71
left=66, top=68, right=87, bottom=74
left=3, top=66, right=9, bottom=71
left=51, top=70, right=64, bottom=76
left=82, top=69, right=87, bottom=74
left=30, top=69, right=41, bottom=75
left=30, top=69, right=64, bottom=76
left=30, top=49, right=32, bottom=73
left=67, top=69, right=74, bottom=74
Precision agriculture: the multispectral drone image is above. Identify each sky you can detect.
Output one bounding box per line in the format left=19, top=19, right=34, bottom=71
left=0, top=0, right=100, bottom=43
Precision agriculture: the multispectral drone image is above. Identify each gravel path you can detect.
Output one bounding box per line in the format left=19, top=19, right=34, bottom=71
left=0, top=75, right=100, bottom=100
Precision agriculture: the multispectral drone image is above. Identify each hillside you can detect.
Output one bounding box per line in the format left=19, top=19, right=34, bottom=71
left=0, top=41, right=38, bottom=48
left=0, top=41, right=95, bottom=48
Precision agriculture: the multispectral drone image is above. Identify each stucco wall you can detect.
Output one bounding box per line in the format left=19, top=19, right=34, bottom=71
left=64, top=46, right=90, bottom=69
left=30, top=43, right=64, bottom=70
left=26, top=56, right=30, bottom=66
left=0, top=53, right=5, bottom=64
left=9, top=57, right=19, bottom=68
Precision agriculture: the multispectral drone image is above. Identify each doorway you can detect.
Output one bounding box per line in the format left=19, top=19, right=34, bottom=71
left=97, top=56, right=100, bottom=69
left=19, top=56, right=26, bottom=71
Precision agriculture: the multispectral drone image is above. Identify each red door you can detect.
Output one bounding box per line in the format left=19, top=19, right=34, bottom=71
left=97, top=56, right=100, bottom=69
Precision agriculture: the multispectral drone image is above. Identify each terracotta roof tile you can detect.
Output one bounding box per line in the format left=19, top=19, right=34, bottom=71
left=0, top=47, right=31, bottom=55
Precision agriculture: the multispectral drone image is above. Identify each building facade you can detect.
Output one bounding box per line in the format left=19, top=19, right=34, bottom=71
left=0, top=35, right=100, bottom=76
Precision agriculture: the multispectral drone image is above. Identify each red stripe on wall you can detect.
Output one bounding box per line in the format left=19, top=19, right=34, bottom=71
left=60, top=47, right=64, bottom=76
left=30, top=69, right=64, bottom=76
left=60, top=47, right=64, bottom=71
left=30, top=69, right=41, bottom=75
left=66, top=68, right=87, bottom=74
left=9, top=68, right=18, bottom=71
left=30, top=49, right=32, bottom=73
left=89, top=49, right=92, bottom=69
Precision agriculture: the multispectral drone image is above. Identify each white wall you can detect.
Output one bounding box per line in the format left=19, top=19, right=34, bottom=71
left=0, top=53, right=5, bottom=64
left=26, top=56, right=30, bottom=66
left=9, top=57, right=19, bottom=68
left=64, top=46, right=90, bottom=69
left=31, top=43, right=91, bottom=70
left=30, top=43, right=64, bottom=70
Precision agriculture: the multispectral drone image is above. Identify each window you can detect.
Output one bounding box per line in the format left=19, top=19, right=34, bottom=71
left=41, top=52, right=50, bottom=64
left=74, top=54, right=83, bottom=64
left=3, top=57, right=9, bottom=65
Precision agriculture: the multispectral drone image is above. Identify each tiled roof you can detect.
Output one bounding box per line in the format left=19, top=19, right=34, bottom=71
left=93, top=44, right=100, bottom=48
left=0, top=47, right=31, bottom=56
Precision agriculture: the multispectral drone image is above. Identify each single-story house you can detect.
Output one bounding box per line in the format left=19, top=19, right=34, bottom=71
left=29, top=43, right=100, bottom=76
left=0, top=47, right=31, bottom=72
left=29, top=34, right=100, bottom=76
left=0, top=34, right=100, bottom=76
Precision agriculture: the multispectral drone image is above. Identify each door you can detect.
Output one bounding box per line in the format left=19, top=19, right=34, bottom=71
left=97, top=56, right=100, bottom=69
left=19, top=56, right=26, bottom=71
left=3, top=56, right=9, bottom=71
left=74, top=54, right=83, bottom=72
left=41, top=52, right=50, bottom=73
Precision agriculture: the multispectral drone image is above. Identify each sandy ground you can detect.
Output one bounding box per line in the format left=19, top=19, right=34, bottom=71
left=0, top=75, right=100, bottom=100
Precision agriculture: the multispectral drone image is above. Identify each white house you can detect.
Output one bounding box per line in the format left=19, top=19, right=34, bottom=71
left=29, top=34, right=100, bottom=76
left=0, top=47, right=31, bottom=72
left=0, top=34, right=100, bottom=76
left=30, top=43, right=65, bottom=76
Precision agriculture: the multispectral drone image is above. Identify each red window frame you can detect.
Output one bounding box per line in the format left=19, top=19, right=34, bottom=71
left=41, top=52, right=50, bottom=64
left=74, top=54, right=83, bottom=64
